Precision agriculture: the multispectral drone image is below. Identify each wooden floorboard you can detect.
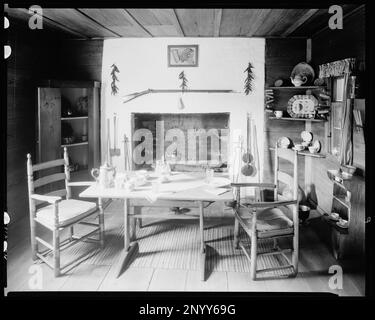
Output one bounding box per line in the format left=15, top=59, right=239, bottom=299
left=185, top=270, right=228, bottom=291
left=99, top=266, right=155, bottom=291
left=5, top=201, right=365, bottom=295
left=148, top=269, right=188, bottom=291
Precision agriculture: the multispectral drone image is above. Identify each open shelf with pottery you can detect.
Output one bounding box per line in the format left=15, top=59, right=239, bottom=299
left=323, top=169, right=365, bottom=260
left=37, top=80, right=100, bottom=174
left=267, top=86, right=326, bottom=90
left=269, top=147, right=326, bottom=158
left=268, top=116, right=327, bottom=122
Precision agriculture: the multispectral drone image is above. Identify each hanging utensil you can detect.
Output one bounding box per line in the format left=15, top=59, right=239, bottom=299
left=110, top=113, right=121, bottom=157
left=241, top=113, right=255, bottom=176
left=123, top=134, right=131, bottom=171
left=252, top=119, right=260, bottom=180
left=106, top=118, right=112, bottom=166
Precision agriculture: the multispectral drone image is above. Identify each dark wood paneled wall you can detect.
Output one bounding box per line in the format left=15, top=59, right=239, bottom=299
left=308, top=7, right=366, bottom=213
left=58, top=40, right=103, bottom=81
left=311, top=6, right=365, bottom=72
left=6, top=20, right=62, bottom=224
left=6, top=22, right=103, bottom=224
left=263, top=38, right=307, bottom=195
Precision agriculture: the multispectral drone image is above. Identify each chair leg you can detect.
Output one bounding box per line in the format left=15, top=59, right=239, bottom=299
left=98, top=198, right=105, bottom=249
left=233, top=218, right=240, bottom=249
left=137, top=218, right=142, bottom=229
left=30, top=218, right=37, bottom=261
left=292, top=233, right=299, bottom=276
left=69, top=226, right=74, bottom=242
left=53, top=229, right=60, bottom=277
left=250, top=236, right=257, bottom=281
left=273, top=238, right=278, bottom=250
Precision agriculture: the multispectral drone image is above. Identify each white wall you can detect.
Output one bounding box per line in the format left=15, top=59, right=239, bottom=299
left=101, top=37, right=265, bottom=181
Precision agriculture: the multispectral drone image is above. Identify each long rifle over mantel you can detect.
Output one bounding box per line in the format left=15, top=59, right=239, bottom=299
left=123, top=88, right=239, bottom=103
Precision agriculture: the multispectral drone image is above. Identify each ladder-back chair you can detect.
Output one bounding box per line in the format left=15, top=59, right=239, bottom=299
left=232, top=146, right=299, bottom=280
left=27, top=147, right=104, bottom=277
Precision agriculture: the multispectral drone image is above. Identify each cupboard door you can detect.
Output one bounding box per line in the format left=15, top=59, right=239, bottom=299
left=88, top=87, right=100, bottom=169
left=37, top=87, right=61, bottom=163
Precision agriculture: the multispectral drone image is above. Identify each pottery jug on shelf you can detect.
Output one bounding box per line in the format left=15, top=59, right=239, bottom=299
left=290, top=74, right=308, bottom=87
left=91, top=163, right=116, bottom=188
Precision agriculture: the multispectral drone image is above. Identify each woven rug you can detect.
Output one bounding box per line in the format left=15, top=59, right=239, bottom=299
left=57, top=217, right=294, bottom=278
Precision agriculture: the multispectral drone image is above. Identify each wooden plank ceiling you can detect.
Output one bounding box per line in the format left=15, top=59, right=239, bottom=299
left=5, top=6, right=362, bottom=39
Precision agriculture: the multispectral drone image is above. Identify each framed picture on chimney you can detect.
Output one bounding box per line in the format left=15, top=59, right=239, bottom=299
left=168, top=45, right=199, bottom=67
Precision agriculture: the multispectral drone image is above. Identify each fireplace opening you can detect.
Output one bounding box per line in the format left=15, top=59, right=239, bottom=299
left=131, top=113, right=230, bottom=171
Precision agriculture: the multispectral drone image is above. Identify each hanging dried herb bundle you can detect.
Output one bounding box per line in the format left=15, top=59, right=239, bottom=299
left=110, top=63, right=120, bottom=95
left=179, top=71, right=188, bottom=91
left=244, top=62, right=255, bottom=95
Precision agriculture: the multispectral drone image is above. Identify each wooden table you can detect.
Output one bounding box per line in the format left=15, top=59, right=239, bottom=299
left=79, top=172, right=233, bottom=280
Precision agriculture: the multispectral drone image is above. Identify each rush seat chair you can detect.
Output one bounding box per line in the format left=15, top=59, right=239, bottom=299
left=232, top=146, right=299, bottom=280
left=26, top=147, right=104, bottom=277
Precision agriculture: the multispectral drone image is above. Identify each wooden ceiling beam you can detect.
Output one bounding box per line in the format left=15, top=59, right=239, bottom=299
left=312, top=4, right=365, bottom=37
left=5, top=7, right=88, bottom=39
left=281, top=9, right=319, bottom=37
left=247, top=9, right=272, bottom=36
left=171, top=9, right=185, bottom=36
left=213, top=9, right=222, bottom=37
left=76, top=9, right=122, bottom=37
left=122, top=9, right=153, bottom=37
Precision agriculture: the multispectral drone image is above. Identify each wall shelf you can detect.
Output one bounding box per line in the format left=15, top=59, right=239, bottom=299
left=38, top=81, right=100, bottom=174
left=269, top=147, right=326, bottom=158
left=268, top=116, right=327, bottom=122
left=61, top=141, right=88, bottom=148
left=267, top=86, right=326, bottom=90
left=296, top=150, right=326, bottom=158
left=61, top=116, right=88, bottom=120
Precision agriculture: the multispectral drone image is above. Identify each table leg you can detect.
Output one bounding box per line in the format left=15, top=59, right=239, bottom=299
left=199, top=201, right=206, bottom=281
left=116, top=198, right=138, bottom=278
left=130, top=206, right=141, bottom=241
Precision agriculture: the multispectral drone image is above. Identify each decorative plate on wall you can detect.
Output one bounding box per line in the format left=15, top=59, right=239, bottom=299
left=287, top=95, right=318, bottom=118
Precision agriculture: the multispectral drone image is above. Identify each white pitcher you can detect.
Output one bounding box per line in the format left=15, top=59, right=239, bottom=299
left=91, top=163, right=116, bottom=188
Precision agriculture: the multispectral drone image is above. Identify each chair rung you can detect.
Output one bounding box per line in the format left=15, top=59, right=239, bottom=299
left=61, top=246, right=99, bottom=272
left=71, top=227, right=100, bottom=242
left=36, top=236, right=53, bottom=250
left=257, top=264, right=293, bottom=274
left=36, top=252, right=54, bottom=269
left=239, top=242, right=251, bottom=262
left=78, top=221, right=99, bottom=227
left=258, top=248, right=292, bottom=257
left=72, top=236, right=99, bottom=244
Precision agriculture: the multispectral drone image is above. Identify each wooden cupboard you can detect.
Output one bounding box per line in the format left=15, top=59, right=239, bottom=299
left=37, top=80, right=101, bottom=177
